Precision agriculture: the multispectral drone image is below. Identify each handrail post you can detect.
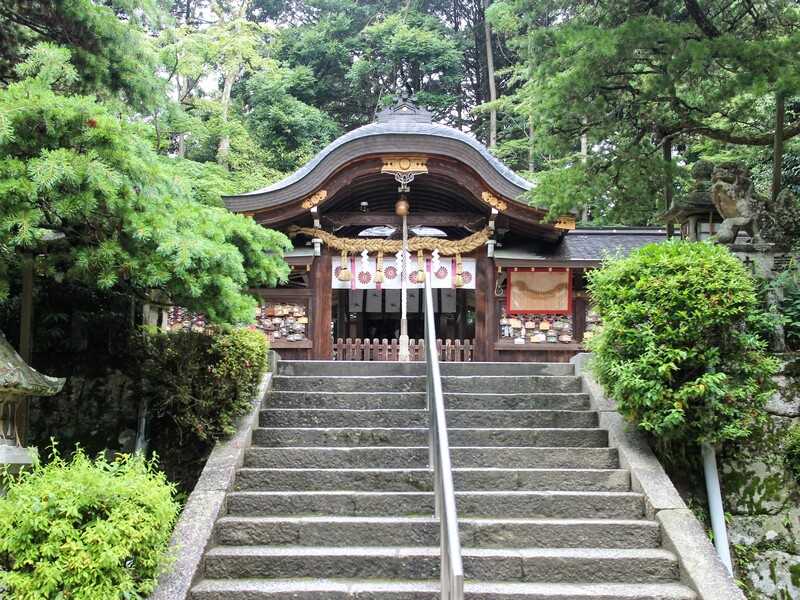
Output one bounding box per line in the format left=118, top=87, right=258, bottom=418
left=423, top=277, right=464, bottom=600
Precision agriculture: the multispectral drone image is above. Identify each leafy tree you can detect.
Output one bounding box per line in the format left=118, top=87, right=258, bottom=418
left=158, top=2, right=335, bottom=173
left=259, top=0, right=384, bottom=128
left=587, top=241, right=779, bottom=446
left=0, top=0, right=167, bottom=111
left=0, top=46, right=290, bottom=324
left=238, top=66, right=341, bottom=171
left=168, top=157, right=282, bottom=207
left=348, top=11, right=463, bottom=122
left=255, top=0, right=499, bottom=133
left=489, top=0, right=800, bottom=222
left=203, top=8, right=272, bottom=165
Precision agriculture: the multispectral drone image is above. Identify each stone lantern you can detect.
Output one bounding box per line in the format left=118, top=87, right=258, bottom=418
left=662, top=160, right=722, bottom=241
left=0, top=330, right=64, bottom=469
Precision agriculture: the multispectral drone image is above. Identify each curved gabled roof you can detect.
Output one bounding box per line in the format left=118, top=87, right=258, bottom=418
left=224, top=99, right=534, bottom=213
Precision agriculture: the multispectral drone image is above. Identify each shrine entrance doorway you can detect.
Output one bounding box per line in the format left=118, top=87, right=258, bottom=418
left=332, top=288, right=475, bottom=342
left=329, top=251, right=478, bottom=361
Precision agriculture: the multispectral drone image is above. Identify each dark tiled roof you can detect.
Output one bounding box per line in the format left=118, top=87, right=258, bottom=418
left=224, top=99, right=533, bottom=213
left=496, top=228, right=667, bottom=265
left=233, top=121, right=533, bottom=199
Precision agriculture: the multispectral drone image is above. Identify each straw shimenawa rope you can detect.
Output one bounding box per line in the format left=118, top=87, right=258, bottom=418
left=291, top=226, right=490, bottom=285
left=289, top=226, right=491, bottom=255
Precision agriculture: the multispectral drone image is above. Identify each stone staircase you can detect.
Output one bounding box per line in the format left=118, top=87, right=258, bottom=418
left=190, top=360, right=698, bottom=599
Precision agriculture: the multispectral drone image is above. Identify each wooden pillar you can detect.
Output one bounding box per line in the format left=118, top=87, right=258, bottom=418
left=17, top=255, right=34, bottom=445
left=474, top=254, right=497, bottom=361
left=335, top=290, right=347, bottom=339
left=311, top=249, right=333, bottom=359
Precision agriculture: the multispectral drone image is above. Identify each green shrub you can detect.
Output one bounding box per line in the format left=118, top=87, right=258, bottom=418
left=587, top=240, right=779, bottom=445
left=0, top=448, right=179, bottom=599
left=135, top=327, right=268, bottom=441
left=785, top=423, right=800, bottom=483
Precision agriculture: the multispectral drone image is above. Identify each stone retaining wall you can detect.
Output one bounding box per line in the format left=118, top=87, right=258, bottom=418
left=722, top=355, right=800, bottom=599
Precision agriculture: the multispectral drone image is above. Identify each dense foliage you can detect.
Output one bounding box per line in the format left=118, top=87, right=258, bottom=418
left=0, top=449, right=179, bottom=599
left=587, top=241, right=779, bottom=445
left=0, top=45, right=291, bottom=323
left=0, top=0, right=166, bottom=111
left=134, top=327, right=269, bottom=441
left=4, top=0, right=798, bottom=228
left=488, top=1, right=800, bottom=223
left=256, top=0, right=502, bottom=133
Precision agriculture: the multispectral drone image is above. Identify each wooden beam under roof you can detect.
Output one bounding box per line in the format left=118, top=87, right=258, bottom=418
left=321, top=212, right=486, bottom=230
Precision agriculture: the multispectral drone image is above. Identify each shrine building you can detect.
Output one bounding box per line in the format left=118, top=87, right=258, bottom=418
left=224, top=98, right=665, bottom=362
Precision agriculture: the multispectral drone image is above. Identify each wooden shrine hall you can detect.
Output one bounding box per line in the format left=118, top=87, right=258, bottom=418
left=224, top=98, right=664, bottom=362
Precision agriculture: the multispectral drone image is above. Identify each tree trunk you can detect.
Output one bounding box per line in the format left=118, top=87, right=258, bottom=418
left=483, top=0, right=497, bottom=148
left=216, top=67, right=236, bottom=166
left=453, top=0, right=464, bottom=130
left=580, top=118, right=590, bottom=222
left=773, top=91, right=785, bottom=201
left=176, top=74, right=186, bottom=158
left=664, top=138, right=675, bottom=238
left=215, top=0, right=249, bottom=167
left=528, top=115, right=535, bottom=172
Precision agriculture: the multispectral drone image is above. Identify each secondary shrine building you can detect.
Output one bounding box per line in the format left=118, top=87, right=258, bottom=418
left=224, top=98, right=664, bottom=362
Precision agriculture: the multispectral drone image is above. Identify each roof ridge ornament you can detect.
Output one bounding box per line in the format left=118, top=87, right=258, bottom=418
left=381, top=156, right=428, bottom=193
left=376, top=92, right=433, bottom=124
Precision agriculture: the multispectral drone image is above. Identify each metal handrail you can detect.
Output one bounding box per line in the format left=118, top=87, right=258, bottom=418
left=423, top=276, right=465, bottom=599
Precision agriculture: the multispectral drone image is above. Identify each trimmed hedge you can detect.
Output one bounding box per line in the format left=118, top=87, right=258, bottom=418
left=134, top=326, right=268, bottom=441
left=587, top=240, right=779, bottom=445
left=0, top=449, right=179, bottom=599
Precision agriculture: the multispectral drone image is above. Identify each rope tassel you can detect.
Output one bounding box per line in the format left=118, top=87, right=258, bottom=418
left=416, top=250, right=425, bottom=283
left=338, top=250, right=351, bottom=282
left=455, top=253, right=464, bottom=288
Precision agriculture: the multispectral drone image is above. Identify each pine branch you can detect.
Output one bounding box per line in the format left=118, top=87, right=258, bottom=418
left=683, top=0, right=721, bottom=38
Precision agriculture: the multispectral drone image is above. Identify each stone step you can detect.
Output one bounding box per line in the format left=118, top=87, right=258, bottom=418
left=277, top=361, right=425, bottom=377
left=215, top=515, right=661, bottom=549
left=267, top=391, right=590, bottom=410
left=441, top=362, right=575, bottom=377
left=233, top=467, right=631, bottom=492
left=269, top=391, right=427, bottom=409
left=259, top=409, right=599, bottom=429
left=243, top=446, right=619, bottom=469
left=271, top=375, right=582, bottom=394
left=275, top=360, right=575, bottom=377
left=191, top=578, right=698, bottom=600
left=442, top=376, right=582, bottom=394
left=273, top=375, right=426, bottom=393
left=446, top=392, right=589, bottom=410
left=226, top=491, right=644, bottom=519
left=202, top=546, right=679, bottom=583
left=251, top=427, right=609, bottom=448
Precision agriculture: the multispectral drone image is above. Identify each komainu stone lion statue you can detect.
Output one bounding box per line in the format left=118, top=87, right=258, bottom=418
left=710, top=162, right=762, bottom=244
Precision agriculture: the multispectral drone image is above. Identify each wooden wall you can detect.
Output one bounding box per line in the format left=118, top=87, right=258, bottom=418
left=263, top=249, right=587, bottom=363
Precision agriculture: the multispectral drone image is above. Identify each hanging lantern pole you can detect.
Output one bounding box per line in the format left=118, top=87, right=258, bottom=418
left=396, top=196, right=410, bottom=362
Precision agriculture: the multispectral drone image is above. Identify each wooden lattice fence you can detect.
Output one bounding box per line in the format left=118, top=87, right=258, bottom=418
left=332, top=338, right=473, bottom=362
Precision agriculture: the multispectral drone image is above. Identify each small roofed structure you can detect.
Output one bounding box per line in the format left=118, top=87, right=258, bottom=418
left=221, top=96, right=666, bottom=362
left=0, top=330, right=64, bottom=467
